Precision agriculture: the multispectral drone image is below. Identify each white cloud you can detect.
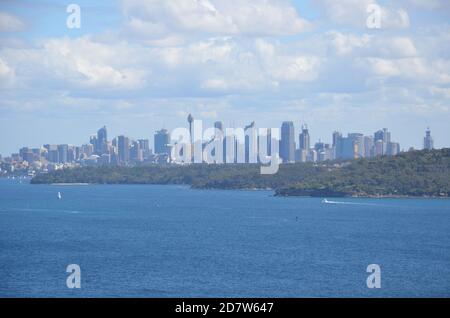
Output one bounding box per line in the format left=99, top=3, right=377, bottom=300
left=0, top=57, right=15, bottom=87
left=404, top=0, right=450, bottom=10
left=316, top=0, right=410, bottom=29
left=121, top=0, right=311, bottom=39
left=1, top=37, right=147, bottom=90
left=255, top=39, right=322, bottom=82
left=0, top=12, right=25, bottom=32
left=329, top=32, right=371, bottom=55
left=328, top=32, right=418, bottom=59
left=364, top=57, right=427, bottom=78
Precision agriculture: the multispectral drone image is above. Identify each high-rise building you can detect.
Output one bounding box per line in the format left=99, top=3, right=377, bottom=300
left=424, top=128, right=434, bottom=150
left=67, top=145, right=75, bottom=162
left=334, top=133, right=361, bottom=160
left=213, top=121, right=226, bottom=163
left=90, top=135, right=97, bottom=153
left=374, top=128, right=391, bottom=155
left=348, top=133, right=364, bottom=158
left=57, top=144, right=68, bottom=163
left=75, top=146, right=82, bottom=161
left=244, top=121, right=257, bottom=163
left=267, top=128, right=272, bottom=156
left=332, top=131, right=343, bottom=159
left=130, top=141, right=143, bottom=162
left=387, top=142, right=400, bottom=156
left=117, top=135, right=130, bottom=164
left=363, top=136, right=374, bottom=158
left=138, top=139, right=151, bottom=160
left=138, top=139, right=149, bottom=152
left=81, top=143, right=94, bottom=158
left=214, top=121, right=223, bottom=132
left=280, top=121, right=295, bottom=163
left=45, top=145, right=59, bottom=163
left=20, top=147, right=35, bottom=163
left=340, top=136, right=357, bottom=159
left=96, top=126, right=108, bottom=154
left=299, top=124, right=310, bottom=151
left=374, top=139, right=384, bottom=156
left=154, top=129, right=170, bottom=155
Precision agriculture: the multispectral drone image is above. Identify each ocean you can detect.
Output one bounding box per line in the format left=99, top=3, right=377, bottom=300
left=0, top=178, right=449, bottom=297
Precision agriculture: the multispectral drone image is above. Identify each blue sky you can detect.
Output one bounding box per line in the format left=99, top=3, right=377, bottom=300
left=1, top=0, right=449, bottom=155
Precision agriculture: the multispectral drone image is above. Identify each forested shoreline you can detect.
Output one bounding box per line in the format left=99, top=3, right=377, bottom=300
left=31, top=149, right=450, bottom=198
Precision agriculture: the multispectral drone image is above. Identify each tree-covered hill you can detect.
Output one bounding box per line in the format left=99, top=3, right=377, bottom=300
left=31, top=149, right=450, bottom=197
left=276, top=148, right=450, bottom=197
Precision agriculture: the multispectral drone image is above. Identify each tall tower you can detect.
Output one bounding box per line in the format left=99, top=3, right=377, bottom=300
left=187, top=114, right=194, bottom=144
left=424, top=127, right=434, bottom=150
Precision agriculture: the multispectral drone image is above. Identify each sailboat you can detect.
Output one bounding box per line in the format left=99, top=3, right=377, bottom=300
left=57, top=192, right=62, bottom=200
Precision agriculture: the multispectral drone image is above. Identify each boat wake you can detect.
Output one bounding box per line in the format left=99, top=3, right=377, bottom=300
left=321, top=198, right=390, bottom=207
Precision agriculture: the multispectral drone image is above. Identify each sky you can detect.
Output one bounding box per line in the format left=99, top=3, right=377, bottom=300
left=0, top=0, right=449, bottom=155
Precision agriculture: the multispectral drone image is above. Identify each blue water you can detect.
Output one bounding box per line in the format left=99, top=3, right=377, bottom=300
left=0, top=178, right=449, bottom=297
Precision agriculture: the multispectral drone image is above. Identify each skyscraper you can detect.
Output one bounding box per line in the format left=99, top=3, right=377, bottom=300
left=130, top=141, right=143, bottom=162
left=214, top=121, right=223, bottom=132
left=138, top=139, right=151, bottom=160
left=89, top=135, right=98, bottom=153
left=374, top=128, right=390, bottom=155
left=96, top=126, right=108, bottom=154
left=138, top=139, right=149, bottom=152
left=154, top=129, right=170, bottom=155
left=213, top=121, right=226, bottom=163
left=117, top=135, right=130, bottom=164
left=348, top=133, right=364, bottom=158
left=57, top=144, right=68, bottom=163
left=299, top=124, right=310, bottom=151
left=387, top=142, right=400, bottom=156
left=244, top=121, right=257, bottom=163
left=424, top=127, right=434, bottom=150
left=340, top=136, right=357, bottom=159
left=280, top=121, right=295, bottom=163
left=332, top=131, right=343, bottom=160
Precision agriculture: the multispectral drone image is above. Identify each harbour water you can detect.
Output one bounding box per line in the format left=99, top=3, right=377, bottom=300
left=0, top=178, right=449, bottom=297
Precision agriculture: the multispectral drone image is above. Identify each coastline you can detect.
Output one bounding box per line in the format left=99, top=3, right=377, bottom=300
left=36, top=180, right=450, bottom=198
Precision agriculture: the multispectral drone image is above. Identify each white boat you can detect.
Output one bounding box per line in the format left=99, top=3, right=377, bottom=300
left=57, top=192, right=62, bottom=200
left=322, top=198, right=330, bottom=204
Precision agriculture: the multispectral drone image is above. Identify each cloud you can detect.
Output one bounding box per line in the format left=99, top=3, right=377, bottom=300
left=255, top=39, right=321, bottom=82
left=0, top=0, right=449, bottom=152
left=404, top=0, right=450, bottom=10
left=0, top=11, right=25, bottom=32
left=328, top=32, right=418, bottom=58
left=0, top=57, right=15, bottom=87
left=1, top=37, right=147, bottom=91
left=121, top=0, right=311, bottom=40
left=0, top=35, right=324, bottom=97
left=315, top=0, right=410, bottom=29
left=329, top=32, right=371, bottom=56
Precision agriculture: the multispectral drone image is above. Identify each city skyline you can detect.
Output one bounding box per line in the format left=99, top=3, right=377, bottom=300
left=1, top=1, right=450, bottom=155
left=1, top=116, right=437, bottom=177
left=0, top=119, right=433, bottom=159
